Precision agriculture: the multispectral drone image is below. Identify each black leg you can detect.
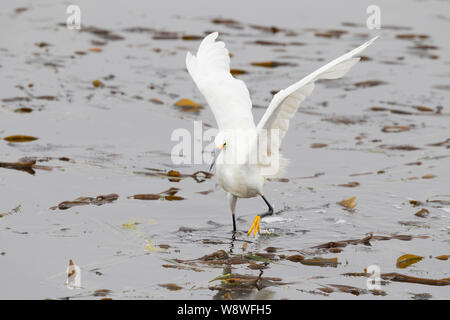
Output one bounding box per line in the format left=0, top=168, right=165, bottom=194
left=232, top=214, right=237, bottom=233
left=260, top=195, right=274, bottom=218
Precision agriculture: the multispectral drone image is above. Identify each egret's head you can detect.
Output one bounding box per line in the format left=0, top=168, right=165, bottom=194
left=214, top=131, right=227, bottom=150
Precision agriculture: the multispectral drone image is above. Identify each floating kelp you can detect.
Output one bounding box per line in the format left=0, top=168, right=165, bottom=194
left=378, top=144, right=422, bottom=151
left=50, top=194, right=119, bottom=210
left=382, top=126, right=411, bottom=133
left=135, top=168, right=213, bottom=183
left=128, top=187, right=185, bottom=201
left=314, top=30, right=348, bottom=38
left=323, top=116, right=367, bottom=125
left=310, top=143, right=327, bottom=148
left=3, top=135, right=38, bottom=143
left=153, top=31, right=179, bottom=40
left=396, top=34, right=429, bottom=40
left=0, top=205, right=21, bottom=218
left=396, top=254, right=423, bottom=269
left=339, top=197, right=357, bottom=209
left=92, top=289, right=112, bottom=297
left=337, top=182, right=360, bottom=188
left=249, top=24, right=284, bottom=33
left=159, top=283, right=182, bottom=291
left=209, top=273, right=287, bottom=291
left=286, top=255, right=339, bottom=267
left=0, top=160, right=36, bottom=175
left=173, top=98, right=203, bottom=113
left=312, top=233, right=428, bottom=252
left=354, top=80, right=386, bottom=88
left=230, top=69, right=247, bottom=76
left=251, top=61, right=297, bottom=68
left=414, top=208, right=430, bottom=218
left=211, top=18, right=243, bottom=29
left=383, top=273, right=450, bottom=286
left=81, top=26, right=124, bottom=41
left=427, top=139, right=450, bottom=147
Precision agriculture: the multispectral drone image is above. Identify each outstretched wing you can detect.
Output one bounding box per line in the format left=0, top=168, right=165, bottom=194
left=186, top=32, right=255, bottom=131
left=257, top=36, right=378, bottom=158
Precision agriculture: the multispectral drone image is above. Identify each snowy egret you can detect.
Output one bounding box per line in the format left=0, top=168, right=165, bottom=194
left=186, top=32, right=377, bottom=236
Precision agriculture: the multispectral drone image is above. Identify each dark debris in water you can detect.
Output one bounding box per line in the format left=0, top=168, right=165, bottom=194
left=322, top=284, right=386, bottom=296
left=92, top=289, right=112, bottom=297
left=128, top=187, right=184, bottom=201
left=176, top=250, right=251, bottom=267
left=411, top=293, right=433, bottom=300
left=323, top=116, right=367, bottom=125
left=354, top=80, right=387, bottom=88
left=3, top=135, right=38, bottom=143
left=0, top=157, right=71, bottom=175
left=287, top=255, right=339, bottom=267
left=337, top=181, right=360, bottom=188
left=251, top=61, right=297, bottom=68
left=135, top=168, right=213, bottom=183
left=50, top=194, right=119, bottom=210
left=312, top=233, right=428, bottom=252
left=0, top=160, right=37, bottom=175
left=209, top=273, right=288, bottom=292
left=81, top=26, right=124, bottom=41
left=378, top=144, right=422, bottom=151
left=0, top=205, right=21, bottom=219
left=345, top=272, right=450, bottom=286
left=159, top=283, right=183, bottom=291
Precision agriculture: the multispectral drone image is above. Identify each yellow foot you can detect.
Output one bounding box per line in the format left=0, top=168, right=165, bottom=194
left=247, top=215, right=261, bottom=237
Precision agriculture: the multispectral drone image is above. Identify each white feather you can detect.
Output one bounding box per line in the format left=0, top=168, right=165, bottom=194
left=257, top=36, right=378, bottom=177
left=186, top=32, right=255, bottom=131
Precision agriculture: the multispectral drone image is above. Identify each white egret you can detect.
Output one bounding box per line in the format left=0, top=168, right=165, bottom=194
left=186, top=32, right=377, bottom=236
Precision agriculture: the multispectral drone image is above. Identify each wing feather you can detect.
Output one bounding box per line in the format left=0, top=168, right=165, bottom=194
left=257, top=36, right=378, bottom=176
left=186, top=32, right=255, bottom=131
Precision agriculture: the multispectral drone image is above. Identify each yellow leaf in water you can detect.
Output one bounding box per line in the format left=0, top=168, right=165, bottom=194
left=174, top=99, right=202, bottom=108
left=422, top=174, right=436, bottom=179
left=396, top=254, right=423, bottom=269
left=145, top=240, right=164, bottom=252
left=92, top=79, right=104, bottom=88
left=435, top=255, right=449, bottom=261
left=167, top=170, right=180, bottom=177
left=122, top=223, right=137, bottom=230
left=4, top=135, right=38, bottom=143
left=339, top=196, right=357, bottom=209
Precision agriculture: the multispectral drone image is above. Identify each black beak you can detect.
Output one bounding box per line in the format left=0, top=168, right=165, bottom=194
left=209, top=147, right=221, bottom=172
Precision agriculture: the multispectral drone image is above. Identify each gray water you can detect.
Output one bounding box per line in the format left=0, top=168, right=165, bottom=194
left=0, top=0, right=449, bottom=299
